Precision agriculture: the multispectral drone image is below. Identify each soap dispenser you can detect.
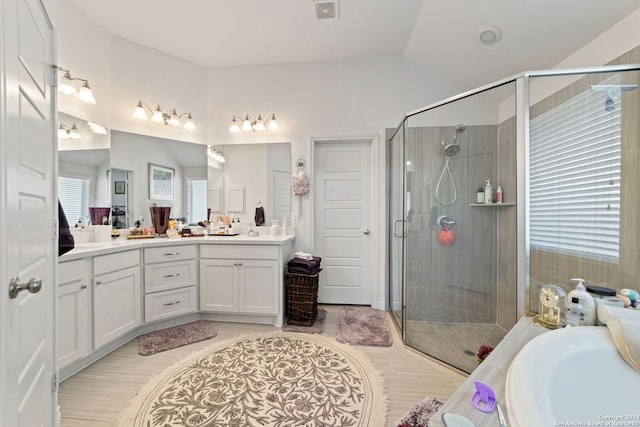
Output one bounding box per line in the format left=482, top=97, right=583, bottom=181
left=270, top=219, right=278, bottom=236
left=484, top=179, right=492, bottom=204
left=565, top=278, right=596, bottom=326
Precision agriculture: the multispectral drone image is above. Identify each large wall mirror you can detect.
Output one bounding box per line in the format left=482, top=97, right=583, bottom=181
left=208, top=143, right=291, bottom=226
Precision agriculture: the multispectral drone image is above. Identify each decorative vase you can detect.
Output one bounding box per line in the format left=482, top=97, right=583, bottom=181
left=150, top=206, right=171, bottom=235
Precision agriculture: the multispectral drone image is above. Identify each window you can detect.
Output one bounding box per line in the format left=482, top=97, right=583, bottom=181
left=59, top=176, right=90, bottom=225
left=529, top=78, right=621, bottom=262
left=187, top=179, right=208, bottom=224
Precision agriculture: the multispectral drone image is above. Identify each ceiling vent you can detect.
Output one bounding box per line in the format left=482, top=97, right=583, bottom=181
left=314, top=1, right=338, bottom=19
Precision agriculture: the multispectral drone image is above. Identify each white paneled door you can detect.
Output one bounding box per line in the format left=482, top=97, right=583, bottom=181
left=1, top=0, right=57, bottom=425
left=313, top=140, right=373, bottom=305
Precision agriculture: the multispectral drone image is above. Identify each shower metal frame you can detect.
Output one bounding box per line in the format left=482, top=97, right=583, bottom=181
left=387, top=62, right=640, bottom=339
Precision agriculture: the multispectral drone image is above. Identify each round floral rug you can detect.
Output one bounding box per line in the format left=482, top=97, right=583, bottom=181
left=117, top=333, right=387, bottom=426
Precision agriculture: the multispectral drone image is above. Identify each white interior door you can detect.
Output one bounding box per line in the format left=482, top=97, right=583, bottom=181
left=1, top=0, right=57, bottom=425
left=313, top=140, right=373, bottom=305
left=273, top=169, right=291, bottom=225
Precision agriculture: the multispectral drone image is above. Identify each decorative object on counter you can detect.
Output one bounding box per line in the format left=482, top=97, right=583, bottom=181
left=57, top=123, right=81, bottom=140
left=533, top=284, right=566, bottom=329
left=149, top=163, right=175, bottom=200
left=150, top=206, right=171, bottom=235
left=54, top=66, right=96, bottom=104
left=117, top=333, right=387, bottom=427
left=395, top=396, right=443, bottom=427
left=291, top=157, right=310, bottom=217
left=138, top=320, right=218, bottom=356
left=336, top=307, right=392, bottom=347
left=282, top=308, right=327, bottom=334
left=228, top=113, right=278, bottom=133
left=88, top=207, right=110, bottom=225
left=254, top=200, right=265, bottom=226
left=132, top=100, right=196, bottom=130
left=476, top=345, right=494, bottom=364
left=270, top=219, right=278, bottom=236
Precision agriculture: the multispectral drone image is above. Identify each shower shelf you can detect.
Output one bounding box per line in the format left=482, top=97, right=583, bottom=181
left=469, top=202, right=516, bottom=207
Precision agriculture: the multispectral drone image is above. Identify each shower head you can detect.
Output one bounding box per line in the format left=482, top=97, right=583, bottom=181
left=453, top=124, right=466, bottom=143
left=441, top=140, right=461, bottom=157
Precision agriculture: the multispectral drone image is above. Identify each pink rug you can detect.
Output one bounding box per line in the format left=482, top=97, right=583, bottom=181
left=138, top=320, right=218, bottom=356
left=336, top=307, right=392, bottom=346
left=282, top=308, right=327, bottom=334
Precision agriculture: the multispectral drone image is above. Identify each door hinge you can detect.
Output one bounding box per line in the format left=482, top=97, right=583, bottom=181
left=51, top=65, right=59, bottom=87
left=52, top=371, right=59, bottom=392
left=53, top=219, right=59, bottom=239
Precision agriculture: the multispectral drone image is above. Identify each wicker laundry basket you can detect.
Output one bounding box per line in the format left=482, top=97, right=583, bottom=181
left=286, top=270, right=321, bottom=326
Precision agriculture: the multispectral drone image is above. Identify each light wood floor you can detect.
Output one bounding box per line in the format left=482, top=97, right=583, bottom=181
left=58, top=306, right=467, bottom=427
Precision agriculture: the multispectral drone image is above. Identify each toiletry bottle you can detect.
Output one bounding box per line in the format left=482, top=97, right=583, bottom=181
left=270, top=219, right=278, bottom=236
left=484, top=179, right=492, bottom=204
left=565, top=278, right=596, bottom=326
left=476, top=187, right=485, bottom=204
left=496, top=186, right=503, bottom=203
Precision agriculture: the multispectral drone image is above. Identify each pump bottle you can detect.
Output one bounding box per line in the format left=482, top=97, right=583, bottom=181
left=565, top=278, right=596, bottom=326
left=484, top=179, right=492, bottom=204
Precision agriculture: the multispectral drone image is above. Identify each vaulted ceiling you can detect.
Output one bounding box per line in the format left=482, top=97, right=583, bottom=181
left=67, top=0, right=639, bottom=89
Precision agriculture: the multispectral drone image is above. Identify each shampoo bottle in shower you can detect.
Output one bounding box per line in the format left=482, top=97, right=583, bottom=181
left=476, top=187, right=485, bottom=204
left=496, top=186, right=503, bottom=203
left=484, top=179, right=492, bottom=204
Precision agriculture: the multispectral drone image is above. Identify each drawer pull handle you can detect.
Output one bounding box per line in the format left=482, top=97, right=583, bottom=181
left=163, top=300, right=181, bottom=307
left=163, top=252, right=180, bottom=256
left=163, top=273, right=181, bottom=278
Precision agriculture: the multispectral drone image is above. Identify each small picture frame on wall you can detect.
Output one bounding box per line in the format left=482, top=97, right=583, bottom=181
left=149, top=163, right=175, bottom=200
left=114, top=181, right=126, bottom=194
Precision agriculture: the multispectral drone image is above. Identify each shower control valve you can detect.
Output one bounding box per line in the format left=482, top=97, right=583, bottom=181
left=436, top=215, right=456, bottom=230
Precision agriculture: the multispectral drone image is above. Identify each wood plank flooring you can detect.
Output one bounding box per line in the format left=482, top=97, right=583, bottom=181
left=58, top=306, right=467, bottom=426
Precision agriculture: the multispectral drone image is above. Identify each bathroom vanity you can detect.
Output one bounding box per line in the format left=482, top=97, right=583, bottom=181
left=57, top=234, right=294, bottom=380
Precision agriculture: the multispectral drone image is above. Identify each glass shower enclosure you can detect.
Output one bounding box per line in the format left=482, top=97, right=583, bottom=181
left=388, top=60, right=640, bottom=374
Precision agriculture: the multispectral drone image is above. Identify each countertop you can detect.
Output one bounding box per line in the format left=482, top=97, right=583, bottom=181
left=430, top=316, right=548, bottom=427
left=60, top=233, right=296, bottom=261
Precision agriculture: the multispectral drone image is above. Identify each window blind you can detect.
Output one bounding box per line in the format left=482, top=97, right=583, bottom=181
left=529, top=80, right=621, bottom=262
left=59, top=176, right=90, bottom=225
left=187, top=179, right=208, bottom=224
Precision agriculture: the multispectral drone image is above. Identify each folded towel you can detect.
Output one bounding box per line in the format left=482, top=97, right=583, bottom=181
left=597, top=304, right=640, bottom=325
left=294, top=251, right=313, bottom=260
left=288, top=256, right=321, bottom=275
left=607, top=317, right=640, bottom=371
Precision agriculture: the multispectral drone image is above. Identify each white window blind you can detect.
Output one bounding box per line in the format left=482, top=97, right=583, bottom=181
left=187, top=179, right=208, bottom=224
left=59, top=176, right=90, bottom=225
left=529, top=79, right=621, bottom=262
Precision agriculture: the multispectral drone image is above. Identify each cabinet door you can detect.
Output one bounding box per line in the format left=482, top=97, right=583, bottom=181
left=93, top=266, right=141, bottom=348
left=57, top=278, right=91, bottom=369
left=199, top=259, right=237, bottom=312
left=239, top=260, right=279, bottom=315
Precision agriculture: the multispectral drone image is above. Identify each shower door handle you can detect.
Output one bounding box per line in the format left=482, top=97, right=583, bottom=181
left=393, top=219, right=407, bottom=238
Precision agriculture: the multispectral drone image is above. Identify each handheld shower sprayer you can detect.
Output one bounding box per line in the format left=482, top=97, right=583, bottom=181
left=435, top=124, right=466, bottom=205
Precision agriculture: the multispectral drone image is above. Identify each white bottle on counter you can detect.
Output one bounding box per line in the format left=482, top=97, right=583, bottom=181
left=270, top=219, right=278, bottom=236
left=484, top=179, right=492, bottom=204
left=565, top=278, right=596, bottom=326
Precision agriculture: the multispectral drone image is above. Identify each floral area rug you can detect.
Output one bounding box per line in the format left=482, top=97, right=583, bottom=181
left=336, top=307, right=393, bottom=347
left=117, top=333, right=387, bottom=426
left=138, top=320, right=218, bottom=356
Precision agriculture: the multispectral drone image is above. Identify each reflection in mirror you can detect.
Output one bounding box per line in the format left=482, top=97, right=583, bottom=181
left=58, top=112, right=110, bottom=226
left=207, top=143, right=291, bottom=226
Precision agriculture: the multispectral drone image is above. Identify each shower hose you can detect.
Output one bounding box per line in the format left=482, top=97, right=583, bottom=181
left=435, top=155, right=456, bottom=205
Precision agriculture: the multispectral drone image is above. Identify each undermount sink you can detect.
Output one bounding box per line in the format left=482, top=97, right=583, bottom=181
left=506, top=325, right=640, bottom=427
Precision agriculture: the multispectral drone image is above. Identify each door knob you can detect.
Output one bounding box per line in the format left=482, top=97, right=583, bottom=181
left=363, top=229, right=370, bottom=235
left=8, top=277, right=42, bottom=299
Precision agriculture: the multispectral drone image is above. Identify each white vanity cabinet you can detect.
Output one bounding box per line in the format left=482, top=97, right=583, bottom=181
left=92, top=250, right=142, bottom=349
left=57, top=258, right=91, bottom=369
left=143, top=244, right=197, bottom=322
left=200, top=245, right=280, bottom=317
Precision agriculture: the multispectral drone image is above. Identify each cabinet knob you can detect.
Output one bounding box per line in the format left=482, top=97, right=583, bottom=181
left=80, top=283, right=87, bottom=289
left=95, top=280, right=102, bottom=286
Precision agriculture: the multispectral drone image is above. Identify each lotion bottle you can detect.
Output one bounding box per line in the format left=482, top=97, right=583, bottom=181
left=270, top=219, right=278, bottom=236
left=484, top=179, right=492, bottom=204
left=565, top=278, right=596, bottom=326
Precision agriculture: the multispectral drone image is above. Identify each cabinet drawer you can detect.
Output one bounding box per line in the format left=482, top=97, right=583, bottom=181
left=93, top=250, right=140, bottom=276
left=145, top=286, right=197, bottom=323
left=144, top=260, right=196, bottom=293
left=144, top=245, right=196, bottom=264
left=59, top=259, right=88, bottom=285
left=200, top=244, right=278, bottom=260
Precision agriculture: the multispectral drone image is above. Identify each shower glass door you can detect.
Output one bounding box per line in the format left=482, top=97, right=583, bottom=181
left=388, top=124, right=406, bottom=338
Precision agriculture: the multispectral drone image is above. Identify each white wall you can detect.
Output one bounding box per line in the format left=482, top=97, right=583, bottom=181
left=56, top=0, right=640, bottom=309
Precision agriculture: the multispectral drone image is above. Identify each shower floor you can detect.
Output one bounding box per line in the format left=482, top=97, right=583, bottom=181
left=405, top=320, right=507, bottom=373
